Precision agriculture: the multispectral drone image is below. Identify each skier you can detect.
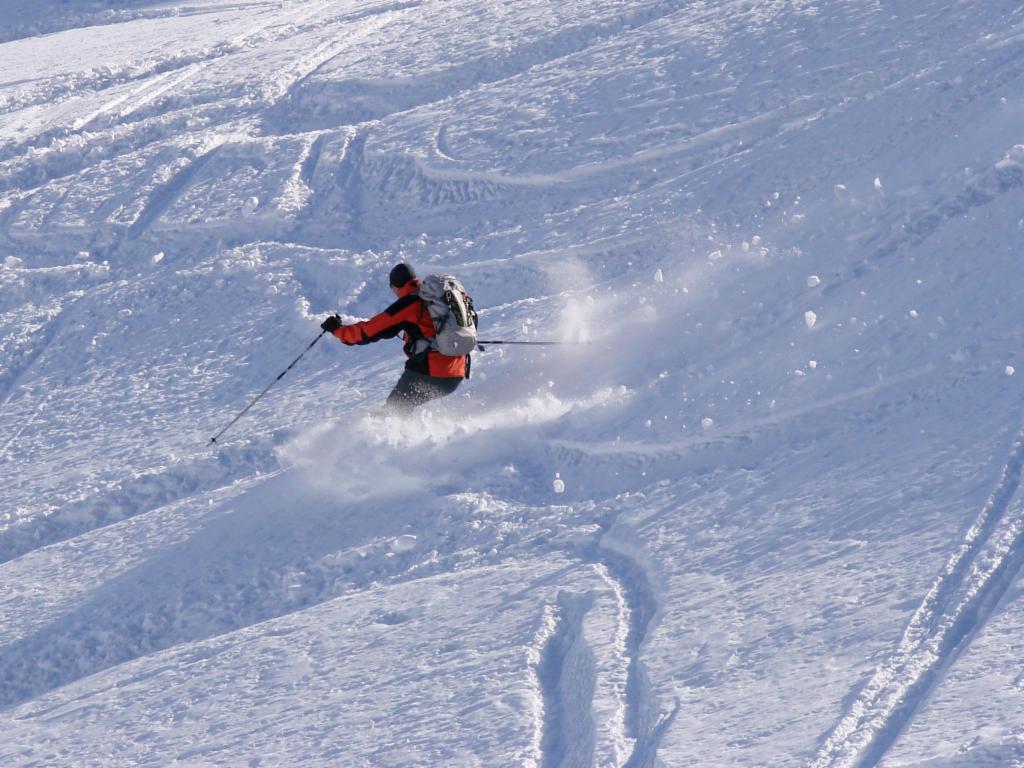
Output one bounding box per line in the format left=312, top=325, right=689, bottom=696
left=320, top=263, right=470, bottom=414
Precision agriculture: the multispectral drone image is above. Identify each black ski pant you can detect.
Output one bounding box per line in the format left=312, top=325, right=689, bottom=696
left=384, top=369, right=461, bottom=414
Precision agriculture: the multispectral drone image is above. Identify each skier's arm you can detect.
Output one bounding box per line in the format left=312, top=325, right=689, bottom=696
left=333, top=295, right=423, bottom=346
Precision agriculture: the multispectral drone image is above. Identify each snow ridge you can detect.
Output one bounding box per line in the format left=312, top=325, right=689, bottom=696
left=810, top=425, right=1024, bottom=768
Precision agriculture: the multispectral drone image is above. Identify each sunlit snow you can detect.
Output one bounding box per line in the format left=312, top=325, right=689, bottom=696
left=2, top=1, right=1024, bottom=766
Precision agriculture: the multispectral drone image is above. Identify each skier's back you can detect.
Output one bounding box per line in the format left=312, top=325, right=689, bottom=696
left=321, top=263, right=471, bottom=413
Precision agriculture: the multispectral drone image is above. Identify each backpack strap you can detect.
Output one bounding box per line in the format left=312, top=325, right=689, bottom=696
left=403, top=292, right=434, bottom=356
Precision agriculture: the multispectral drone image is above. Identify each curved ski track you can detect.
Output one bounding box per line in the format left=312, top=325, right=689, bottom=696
left=530, top=593, right=598, bottom=768
left=528, top=507, right=678, bottom=768
left=810, top=423, right=1024, bottom=768
left=0, top=440, right=280, bottom=566
left=1, top=0, right=695, bottom=259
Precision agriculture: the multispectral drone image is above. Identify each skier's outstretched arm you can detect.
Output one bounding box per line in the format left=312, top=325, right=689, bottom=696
left=322, top=296, right=422, bottom=346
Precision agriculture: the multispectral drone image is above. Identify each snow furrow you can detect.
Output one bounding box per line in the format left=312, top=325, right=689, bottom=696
left=810, top=425, right=1024, bottom=768
left=261, top=8, right=414, bottom=112
left=0, top=390, right=52, bottom=463
left=528, top=593, right=598, bottom=768
left=0, top=475, right=458, bottom=711
left=0, top=0, right=338, bottom=118
left=298, top=133, right=327, bottom=189
left=591, top=542, right=676, bottom=768
left=275, top=0, right=688, bottom=132
left=0, top=1, right=283, bottom=46
left=855, top=144, right=1024, bottom=274
left=0, top=311, right=66, bottom=407
left=71, top=65, right=204, bottom=133
left=0, top=441, right=279, bottom=566
left=123, top=143, right=222, bottom=242
left=4, top=0, right=1024, bottom=763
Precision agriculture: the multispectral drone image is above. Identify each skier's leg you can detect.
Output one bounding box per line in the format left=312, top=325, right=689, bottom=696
left=422, top=375, right=460, bottom=404
left=384, top=371, right=460, bottom=414
left=384, top=370, right=422, bottom=414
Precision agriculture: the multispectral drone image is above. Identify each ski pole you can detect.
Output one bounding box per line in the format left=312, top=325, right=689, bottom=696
left=210, top=330, right=326, bottom=445
left=475, top=340, right=592, bottom=350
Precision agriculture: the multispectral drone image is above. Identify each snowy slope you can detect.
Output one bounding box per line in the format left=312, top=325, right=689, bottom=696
left=2, top=0, right=1024, bottom=765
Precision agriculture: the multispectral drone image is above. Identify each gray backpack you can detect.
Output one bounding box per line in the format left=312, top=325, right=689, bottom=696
left=416, top=274, right=478, bottom=356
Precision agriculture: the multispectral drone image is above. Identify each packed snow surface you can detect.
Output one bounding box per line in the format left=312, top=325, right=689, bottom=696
left=3, top=0, right=1024, bottom=766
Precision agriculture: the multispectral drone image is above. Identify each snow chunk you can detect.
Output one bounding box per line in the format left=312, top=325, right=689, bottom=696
left=701, top=417, right=715, bottom=430
left=390, top=535, right=418, bottom=553
left=806, top=275, right=821, bottom=288
left=552, top=473, right=565, bottom=494
left=654, top=268, right=664, bottom=284
left=995, top=145, right=1024, bottom=170
left=1006, top=366, right=1016, bottom=377
left=874, top=177, right=883, bottom=190
left=908, top=309, right=919, bottom=318
left=152, top=252, right=165, bottom=264
left=804, top=310, right=817, bottom=329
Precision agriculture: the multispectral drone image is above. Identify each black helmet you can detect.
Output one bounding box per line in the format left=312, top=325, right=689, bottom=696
left=389, top=262, right=416, bottom=288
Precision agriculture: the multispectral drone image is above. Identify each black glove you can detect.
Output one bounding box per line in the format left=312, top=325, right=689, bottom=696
left=321, top=314, right=341, bottom=333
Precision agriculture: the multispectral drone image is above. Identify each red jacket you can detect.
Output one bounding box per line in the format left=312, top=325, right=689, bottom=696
left=332, top=280, right=467, bottom=378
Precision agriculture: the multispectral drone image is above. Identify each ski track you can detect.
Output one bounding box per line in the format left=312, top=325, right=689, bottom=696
left=528, top=502, right=677, bottom=768
left=0, top=484, right=429, bottom=711
left=0, top=389, right=52, bottom=463
left=4, top=1, right=1024, bottom=763
left=297, top=132, right=328, bottom=189
left=0, top=268, right=111, bottom=419
left=433, top=121, right=458, bottom=163
left=260, top=5, right=415, bottom=110
left=0, top=0, right=341, bottom=119
left=0, top=1, right=284, bottom=46
left=855, top=144, right=1024, bottom=275
left=71, top=64, right=206, bottom=133
left=0, top=0, right=363, bottom=185
left=267, top=3, right=418, bottom=107
left=5, top=0, right=1020, bottom=252
left=529, top=594, right=598, bottom=768
left=810, top=424, right=1024, bottom=768
left=0, top=440, right=280, bottom=566
left=0, top=309, right=67, bottom=407
left=272, top=0, right=692, bottom=131
left=591, top=540, right=679, bottom=768
left=123, top=144, right=221, bottom=242
left=0, top=476, right=621, bottom=716
left=0, top=0, right=742, bottom=257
